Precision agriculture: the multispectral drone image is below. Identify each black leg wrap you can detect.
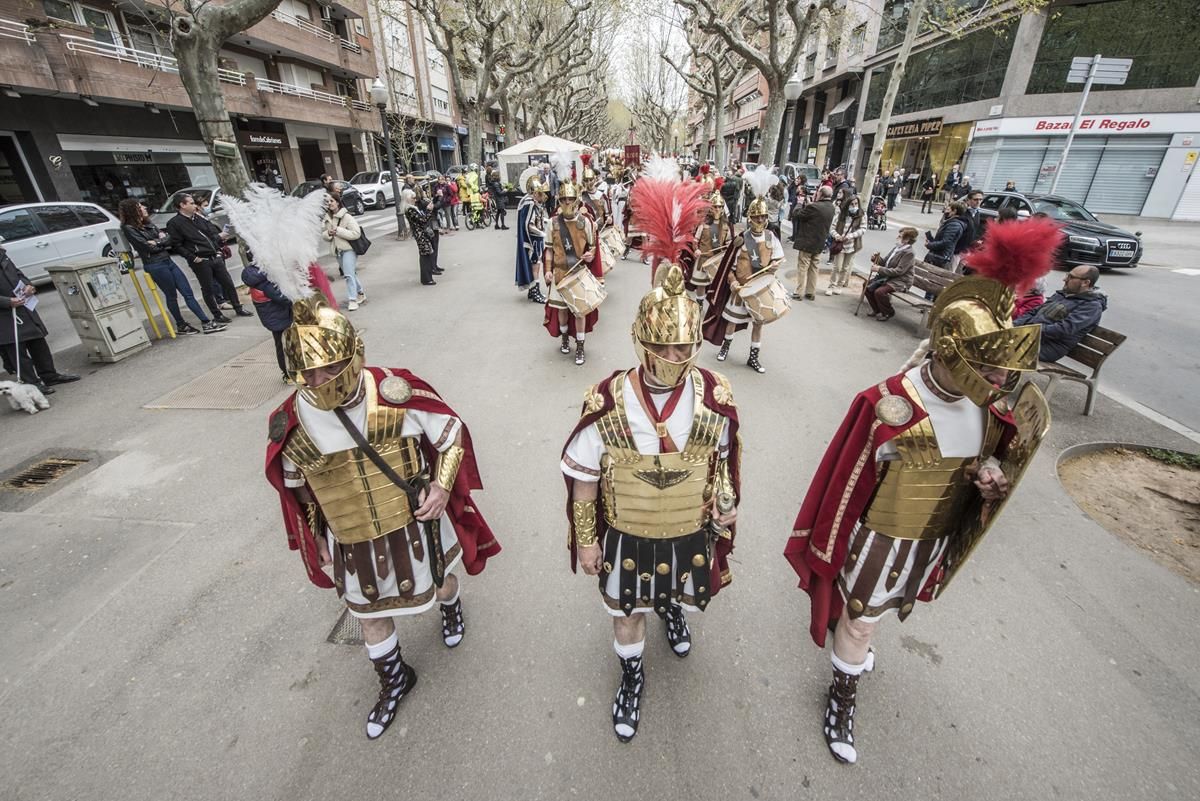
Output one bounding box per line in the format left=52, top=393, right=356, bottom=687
left=664, top=603, right=692, bottom=657
left=439, top=597, right=465, bottom=648
left=366, top=644, right=417, bottom=740
left=612, top=654, right=645, bottom=743
left=824, top=667, right=860, bottom=764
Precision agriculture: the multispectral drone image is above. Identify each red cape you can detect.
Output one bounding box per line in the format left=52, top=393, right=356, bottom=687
left=264, top=367, right=501, bottom=589
left=783, top=372, right=1015, bottom=646
left=701, top=240, right=744, bottom=346
left=560, top=368, right=742, bottom=596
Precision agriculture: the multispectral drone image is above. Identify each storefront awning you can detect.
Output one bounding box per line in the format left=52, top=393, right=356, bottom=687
left=826, top=97, right=857, bottom=130
left=438, top=136, right=457, bottom=150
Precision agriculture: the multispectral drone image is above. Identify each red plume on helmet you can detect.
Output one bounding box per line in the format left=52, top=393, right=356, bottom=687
left=713, top=176, right=725, bottom=190
left=630, top=157, right=710, bottom=266
left=700, top=163, right=710, bottom=175
left=962, top=216, right=1064, bottom=293
left=579, top=152, right=592, bottom=168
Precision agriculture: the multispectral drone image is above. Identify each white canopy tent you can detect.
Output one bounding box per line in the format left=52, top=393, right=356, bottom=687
left=496, top=135, right=593, bottom=186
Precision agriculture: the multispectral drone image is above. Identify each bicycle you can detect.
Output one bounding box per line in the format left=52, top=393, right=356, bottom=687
left=463, top=191, right=495, bottom=230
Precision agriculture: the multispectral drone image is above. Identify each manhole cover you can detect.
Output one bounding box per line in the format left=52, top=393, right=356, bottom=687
left=1, top=456, right=90, bottom=491
left=327, top=610, right=364, bottom=646
left=144, top=337, right=287, bottom=410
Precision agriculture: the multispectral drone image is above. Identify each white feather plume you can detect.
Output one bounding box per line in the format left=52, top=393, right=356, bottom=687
left=222, top=183, right=326, bottom=302
left=642, top=154, right=680, bottom=183
left=551, top=148, right=575, bottom=183
left=744, top=164, right=776, bottom=199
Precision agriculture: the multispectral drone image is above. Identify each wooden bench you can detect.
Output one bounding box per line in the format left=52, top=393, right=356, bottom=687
left=854, top=260, right=959, bottom=325
left=1035, top=325, right=1126, bottom=416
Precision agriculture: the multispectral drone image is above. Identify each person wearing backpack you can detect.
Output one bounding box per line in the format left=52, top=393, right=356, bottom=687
left=323, top=194, right=366, bottom=310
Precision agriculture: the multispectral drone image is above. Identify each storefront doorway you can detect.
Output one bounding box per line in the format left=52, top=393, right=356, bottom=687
left=297, top=139, right=324, bottom=182
left=0, top=133, right=41, bottom=204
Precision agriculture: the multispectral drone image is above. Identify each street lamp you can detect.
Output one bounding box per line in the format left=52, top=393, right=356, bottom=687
left=370, top=78, right=405, bottom=240
left=775, top=72, right=804, bottom=167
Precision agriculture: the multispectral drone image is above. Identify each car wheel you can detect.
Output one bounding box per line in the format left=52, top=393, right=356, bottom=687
left=354, top=198, right=365, bottom=215
left=101, top=244, right=113, bottom=258
left=376, top=193, right=385, bottom=208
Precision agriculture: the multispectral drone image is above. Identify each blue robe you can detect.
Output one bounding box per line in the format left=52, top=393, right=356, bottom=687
left=515, top=196, right=545, bottom=287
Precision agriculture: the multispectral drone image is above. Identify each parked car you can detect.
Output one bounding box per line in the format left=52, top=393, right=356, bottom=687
left=783, top=162, right=821, bottom=189
left=0, top=201, right=119, bottom=285
left=151, top=187, right=228, bottom=230
left=348, top=171, right=398, bottom=209
left=291, top=180, right=366, bottom=215
left=977, top=191, right=1144, bottom=269
left=444, top=164, right=467, bottom=180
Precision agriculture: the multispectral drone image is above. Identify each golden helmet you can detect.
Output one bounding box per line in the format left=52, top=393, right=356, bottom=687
left=708, top=191, right=725, bottom=216
left=746, top=196, right=769, bottom=233
left=283, top=296, right=365, bottom=410
left=525, top=174, right=548, bottom=196
left=631, top=264, right=702, bottom=387
left=928, top=277, right=1041, bottom=407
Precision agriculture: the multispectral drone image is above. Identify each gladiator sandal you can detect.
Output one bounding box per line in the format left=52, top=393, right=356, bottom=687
left=439, top=597, right=465, bottom=648
left=365, top=643, right=417, bottom=740
left=716, top=338, right=732, bottom=362
left=824, top=667, right=860, bottom=764
left=575, top=340, right=586, bottom=366
left=664, top=604, right=692, bottom=658
left=612, top=655, right=645, bottom=743
left=747, top=347, right=766, bottom=374
left=559, top=333, right=571, bottom=354
left=528, top=285, right=547, bottom=304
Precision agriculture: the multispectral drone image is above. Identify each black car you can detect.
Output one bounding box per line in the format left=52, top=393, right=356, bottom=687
left=291, top=180, right=367, bottom=215
left=977, top=191, right=1143, bottom=269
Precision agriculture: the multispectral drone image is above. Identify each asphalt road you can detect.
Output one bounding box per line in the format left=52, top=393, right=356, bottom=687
left=1, top=207, right=1198, bottom=801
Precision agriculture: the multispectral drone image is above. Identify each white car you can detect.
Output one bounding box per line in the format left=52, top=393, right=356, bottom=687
left=0, top=201, right=120, bottom=285
left=348, top=171, right=397, bottom=209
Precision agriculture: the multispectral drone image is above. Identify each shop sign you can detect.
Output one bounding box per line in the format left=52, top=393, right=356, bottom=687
left=974, top=112, right=1200, bottom=138
left=113, top=153, right=153, bottom=163
left=238, top=131, right=286, bottom=148
left=886, top=117, right=943, bottom=140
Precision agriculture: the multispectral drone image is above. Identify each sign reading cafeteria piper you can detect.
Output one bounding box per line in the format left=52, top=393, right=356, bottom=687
left=886, top=117, right=943, bottom=139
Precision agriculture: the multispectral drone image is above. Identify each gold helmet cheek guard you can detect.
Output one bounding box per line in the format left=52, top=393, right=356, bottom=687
left=631, top=265, right=702, bottom=388
left=633, top=335, right=699, bottom=388
left=933, top=323, right=1040, bottom=407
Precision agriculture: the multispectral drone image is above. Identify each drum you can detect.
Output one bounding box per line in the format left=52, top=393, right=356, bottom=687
left=557, top=265, right=608, bottom=316
left=691, top=252, right=723, bottom=287
left=738, top=271, right=791, bottom=323
left=599, top=227, right=624, bottom=275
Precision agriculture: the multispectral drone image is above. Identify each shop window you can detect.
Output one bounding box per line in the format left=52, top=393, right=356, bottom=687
left=1028, top=0, right=1200, bottom=94
left=0, top=209, right=39, bottom=242
left=33, top=206, right=83, bottom=233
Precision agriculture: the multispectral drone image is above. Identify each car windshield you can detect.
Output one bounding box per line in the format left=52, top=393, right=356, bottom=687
left=159, top=188, right=214, bottom=213
left=350, top=173, right=380, bottom=185
left=1031, top=197, right=1097, bottom=222
left=292, top=182, right=320, bottom=197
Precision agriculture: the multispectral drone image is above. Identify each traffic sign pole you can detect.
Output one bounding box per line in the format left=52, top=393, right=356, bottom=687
left=1051, top=54, right=1132, bottom=195
left=1050, top=54, right=1099, bottom=195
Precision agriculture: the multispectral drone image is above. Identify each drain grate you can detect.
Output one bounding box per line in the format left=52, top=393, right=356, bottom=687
left=326, top=609, right=364, bottom=646
left=1, top=457, right=90, bottom=491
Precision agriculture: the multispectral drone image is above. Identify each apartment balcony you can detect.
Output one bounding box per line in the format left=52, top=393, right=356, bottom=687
left=239, top=10, right=374, bottom=78
left=2, top=23, right=379, bottom=134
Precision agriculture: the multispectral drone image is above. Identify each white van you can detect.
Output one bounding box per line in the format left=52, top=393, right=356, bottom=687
left=0, top=202, right=120, bottom=285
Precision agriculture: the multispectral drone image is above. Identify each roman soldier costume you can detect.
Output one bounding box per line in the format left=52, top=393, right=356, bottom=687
left=702, top=167, right=788, bottom=374
left=561, top=159, right=742, bottom=743
left=579, top=153, right=609, bottom=231
left=516, top=167, right=549, bottom=303
left=679, top=187, right=731, bottom=307
left=228, top=186, right=501, bottom=742
left=783, top=217, right=1062, bottom=764
left=542, top=163, right=604, bottom=366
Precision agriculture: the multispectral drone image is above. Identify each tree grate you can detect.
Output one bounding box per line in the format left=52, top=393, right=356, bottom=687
left=1, top=457, right=90, bottom=491
left=326, top=610, right=364, bottom=646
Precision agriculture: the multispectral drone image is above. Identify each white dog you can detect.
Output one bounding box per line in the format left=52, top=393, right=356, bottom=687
left=0, top=380, right=51, bottom=414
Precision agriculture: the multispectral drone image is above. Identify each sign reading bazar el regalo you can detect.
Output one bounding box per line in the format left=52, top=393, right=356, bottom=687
left=973, top=112, right=1200, bottom=138
left=886, top=117, right=943, bottom=140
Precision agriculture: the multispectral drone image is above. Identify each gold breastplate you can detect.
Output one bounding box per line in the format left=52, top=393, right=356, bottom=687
left=283, top=378, right=424, bottom=544
left=862, top=381, right=997, bottom=541
left=597, top=370, right=724, bottom=539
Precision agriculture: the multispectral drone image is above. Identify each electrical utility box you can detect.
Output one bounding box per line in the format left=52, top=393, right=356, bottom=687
left=47, top=258, right=150, bottom=363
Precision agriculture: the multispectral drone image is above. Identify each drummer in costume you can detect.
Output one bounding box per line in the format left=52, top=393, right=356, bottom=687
left=783, top=218, right=1062, bottom=764
left=515, top=167, right=549, bottom=303
left=561, top=157, right=741, bottom=742
left=231, top=186, right=502, bottom=742
left=579, top=153, right=610, bottom=231
left=543, top=153, right=603, bottom=366
left=621, top=164, right=647, bottom=263
left=680, top=184, right=731, bottom=308
left=702, top=166, right=788, bottom=374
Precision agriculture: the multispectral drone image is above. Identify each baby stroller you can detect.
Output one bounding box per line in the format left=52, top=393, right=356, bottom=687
left=867, top=195, right=888, bottom=230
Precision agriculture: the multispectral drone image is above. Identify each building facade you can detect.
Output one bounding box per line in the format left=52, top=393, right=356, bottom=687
left=0, top=0, right=381, bottom=213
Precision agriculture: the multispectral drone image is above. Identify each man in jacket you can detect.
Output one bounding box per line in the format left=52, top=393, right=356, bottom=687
left=790, top=186, right=836, bottom=300
left=0, top=244, right=79, bottom=392
left=165, top=194, right=251, bottom=322
left=923, top=202, right=969, bottom=270
left=720, top=172, right=742, bottom=224
left=1015, top=266, right=1107, bottom=362
left=864, top=227, right=918, bottom=321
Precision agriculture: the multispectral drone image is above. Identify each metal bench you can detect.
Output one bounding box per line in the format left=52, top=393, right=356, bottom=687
left=1035, top=325, right=1126, bottom=416
left=854, top=260, right=959, bottom=325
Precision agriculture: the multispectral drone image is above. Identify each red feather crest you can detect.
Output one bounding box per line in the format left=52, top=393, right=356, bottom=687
left=630, top=178, right=710, bottom=266
left=579, top=152, right=592, bottom=167
left=713, top=176, right=725, bottom=190
left=962, top=217, right=1064, bottom=292
left=700, top=163, right=710, bottom=175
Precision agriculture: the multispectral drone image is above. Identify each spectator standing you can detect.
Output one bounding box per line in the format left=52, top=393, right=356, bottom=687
left=118, top=199, right=224, bottom=335
left=447, top=174, right=461, bottom=230
left=789, top=185, right=836, bottom=300
left=720, top=171, right=742, bottom=224
left=322, top=195, right=365, bottom=311
left=546, top=162, right=560, bottom=215
left=405, top=195, right=442, bottom=285
left=1015, top=266, right=1106, bottom=362
left=923, top=202, right=970, bottom=269
left=240, top=257, right=293, bottom=382
left=826, top=194, right=865, bottom=295
left=963, top=190, right=986, bottom=249
left=766, top=182, right=786, bottom=238
left=943, top=163, right=963, bottom=201
left=864, top=227, right=918, bottom=321
left=486, top=166, right=509, bottom=230
left=0, top=243, right=80, bottom=393
left=1004, top=180, right=1017, bottom=191
left=920, top=173, right=938, bottom=213
left=885, top=171, right=901, bottom=210
left=166, top=193, right=251, bottom=321
left=196, top=195, right=230, bottom=310
left=951, top=175, right=972, bottom=201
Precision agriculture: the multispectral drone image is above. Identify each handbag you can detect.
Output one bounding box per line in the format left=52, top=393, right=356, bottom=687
left=219, top=244, right=232, bottom=260
left=829, top=238, right=844, bottom=256
left=349, top=228, right=371, bottom=256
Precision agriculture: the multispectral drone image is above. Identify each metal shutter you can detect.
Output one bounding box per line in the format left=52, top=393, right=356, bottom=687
left=1172, top=164, right=1200, bottom=221
left=992, top=137, right=1052, bottom=195
left=1037, top=145, right=1103, bottom=203
left=1084, top=136, right=1170, bottom=215
left=965, top=139, right=996, bottom=187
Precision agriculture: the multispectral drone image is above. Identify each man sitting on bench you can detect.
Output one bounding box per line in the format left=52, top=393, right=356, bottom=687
left=1015, top=265, right=1107, bottom=362
left=864, top=227, right=918, bottom=321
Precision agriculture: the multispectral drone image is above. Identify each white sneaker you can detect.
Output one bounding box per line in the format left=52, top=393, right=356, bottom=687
left=824, top=288, right=835, bottom=296
left=347, top=299, right=359, bottom=311
left=833, top=287, right=843, bottom=295
left=357, top=294, right=367, bottom=305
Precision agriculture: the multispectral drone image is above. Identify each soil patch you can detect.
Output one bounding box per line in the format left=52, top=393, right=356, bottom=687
left=1059, top=447, right=1200, bottom=583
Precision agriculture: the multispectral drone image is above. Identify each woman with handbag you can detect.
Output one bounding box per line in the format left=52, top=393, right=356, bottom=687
left=405, top=194, right=443, bottom=286
left=826, top=195, right=865, bottom=295
left=322, top=195, right=366, bottom=310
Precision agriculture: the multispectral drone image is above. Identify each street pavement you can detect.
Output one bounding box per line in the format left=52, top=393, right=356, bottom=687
left=1, top=208, right=1198, bottom=801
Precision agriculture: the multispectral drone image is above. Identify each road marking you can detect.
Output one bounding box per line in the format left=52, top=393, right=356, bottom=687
left=1099, top=386, right=1200, bottom=445
left=1172, top=268, right=1200, bottom=276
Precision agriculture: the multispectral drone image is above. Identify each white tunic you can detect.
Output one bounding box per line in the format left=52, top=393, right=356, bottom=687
left=563, top=372, right=730, bottom=616
left=282, top=383, right=463, bottom=618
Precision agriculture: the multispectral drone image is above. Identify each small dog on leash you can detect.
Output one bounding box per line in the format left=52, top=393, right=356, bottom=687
left=0, top=380, right=51, bottom=414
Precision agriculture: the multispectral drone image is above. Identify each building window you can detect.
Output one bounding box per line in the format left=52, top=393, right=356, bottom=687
left=849, top=24, right=867, bottom=56
left=432, top=86, right=450, bottom=113
left=804, top=52, right=817, bottom=79
left=1027, top=0, right=1200, bottom=94
left=43, top=0, right=119, bottom=46
left=863, top=19, right=1016, bottom=119
left=825, top=36, right=840, bottom=67
left=876, top=0, right=911, bottom=52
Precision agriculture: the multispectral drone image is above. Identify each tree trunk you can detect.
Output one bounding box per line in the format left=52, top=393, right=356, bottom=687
left=757, top=83, right=786, bottom=167
left=466, top=106, right=484, bottom=165
left=860, top=0, right=928, bottom=206
left=713, top=85, right=726, bottom=168
left=174, top=32, right=250, bottom=198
